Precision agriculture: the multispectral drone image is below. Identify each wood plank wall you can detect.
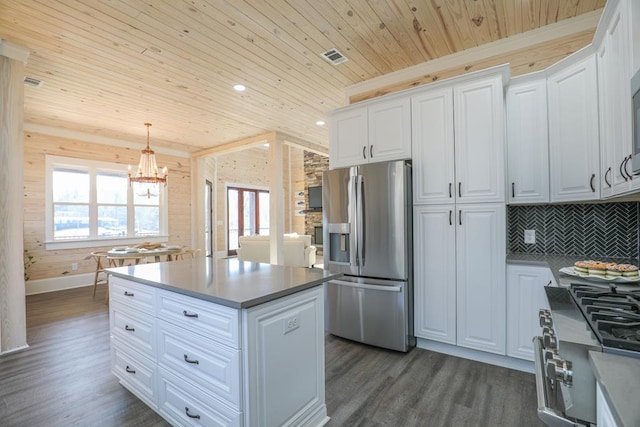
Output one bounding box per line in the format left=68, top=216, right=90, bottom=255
left=212, top=146, right=305, bottom=255
left=22, top=131, right=191, bottom=282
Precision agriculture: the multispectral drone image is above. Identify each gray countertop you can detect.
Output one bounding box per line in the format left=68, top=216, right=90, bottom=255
left=107, top=257, right=341, bottom=309
left=590, top=351, right=640, bottom=427
left=506, top=253, right=639, bottom=288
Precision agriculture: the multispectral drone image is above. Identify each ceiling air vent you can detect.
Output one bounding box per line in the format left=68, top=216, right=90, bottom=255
left=24, top=76, right=43, bottom=88
left=321, top=48, right=348, bottom=65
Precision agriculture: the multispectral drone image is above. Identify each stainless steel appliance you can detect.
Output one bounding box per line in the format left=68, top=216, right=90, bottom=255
left=535, top=283, right=640, bottom=426
left=322, top=160, right=413, bottom=352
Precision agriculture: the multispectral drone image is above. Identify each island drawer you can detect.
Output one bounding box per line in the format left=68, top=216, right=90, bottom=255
left=157, top=319, right=241, bottom=409
left=111, top=338, right=157, bottom=410
left=156, top=289, right=240, bottom=348
left=110, top=303, right=156, bottom=359
left=110, top=277, right=156, bottom=314
left=157, top=369, right=242, bottom=427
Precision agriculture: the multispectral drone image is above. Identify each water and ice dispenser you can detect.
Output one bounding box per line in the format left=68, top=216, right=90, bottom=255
left=326, top=223, right=350, bottom=265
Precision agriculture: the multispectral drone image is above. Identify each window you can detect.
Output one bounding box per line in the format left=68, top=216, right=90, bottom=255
left=227, top=186, right=269, bottom=256
left=45, top=155, right=168, bottom=249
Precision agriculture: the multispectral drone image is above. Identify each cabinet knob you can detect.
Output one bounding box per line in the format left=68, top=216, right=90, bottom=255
left=589, top=173, right=595, bottom=192
left=604, top=167, right=612, bottom=188
left=362, top=146, right=367, bottom=159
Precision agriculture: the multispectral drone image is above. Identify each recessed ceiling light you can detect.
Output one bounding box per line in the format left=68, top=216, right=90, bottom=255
left=316, top=120, right=326, bottom=126
left=233, top=84, right=246, bottom=92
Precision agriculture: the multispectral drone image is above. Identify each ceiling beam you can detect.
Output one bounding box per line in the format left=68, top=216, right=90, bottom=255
left=191, top=132, right=276, bottom=158
left=279, top=133, right=328, bottom=156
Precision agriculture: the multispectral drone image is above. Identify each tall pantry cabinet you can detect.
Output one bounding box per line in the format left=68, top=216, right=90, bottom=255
left=413, top=67, right=508, bottom=355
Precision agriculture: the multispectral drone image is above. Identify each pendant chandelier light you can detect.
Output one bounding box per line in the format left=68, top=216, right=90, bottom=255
left=128, top=123, right=168, bottom=198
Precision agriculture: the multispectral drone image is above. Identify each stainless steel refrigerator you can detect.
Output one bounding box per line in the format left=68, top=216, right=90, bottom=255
left=322, top=160, right=414, bottom=352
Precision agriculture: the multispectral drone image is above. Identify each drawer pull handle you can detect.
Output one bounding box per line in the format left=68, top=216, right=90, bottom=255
left=185, top=407, right=201, bottom=419
left=124, top=291, right=134, bottom=297
left=125, top=365, right=136, bottom=374
left=124, top=325, right=135, bottom=332
left=182, top=310, right=198, bottom=318
left=183, top=354, right=199, bottom=365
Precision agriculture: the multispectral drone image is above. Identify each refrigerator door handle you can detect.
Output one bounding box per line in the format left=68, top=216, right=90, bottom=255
left=328, top=279, right=402, bottom=292
left=352, top=175, right=359, bottom=267
left=359, top=175, right=366, bottom=267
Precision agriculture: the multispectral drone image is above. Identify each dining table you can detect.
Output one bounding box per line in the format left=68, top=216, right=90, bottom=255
left=106, top=247, right=182, bottom=266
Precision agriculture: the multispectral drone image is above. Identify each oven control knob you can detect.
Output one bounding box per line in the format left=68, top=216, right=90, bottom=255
left=543, top=329, right=557, bottom=350
left=544, top=349, right=558, bottom=363
left=539, top=309, right=553, bottom=328
left=546, top=359, right=573, bottom=387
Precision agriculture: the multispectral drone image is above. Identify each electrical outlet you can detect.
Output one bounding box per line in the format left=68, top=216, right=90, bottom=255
left=524, top=229, right=536, bottom=244
left=71, top=263, right=78, bottom=271
left=284, top=314, right=300, bottom=334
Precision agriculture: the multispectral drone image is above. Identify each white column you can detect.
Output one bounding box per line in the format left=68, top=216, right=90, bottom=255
left=269, top=134, right=284, bottom=265
left=0, top=40, right=29, bottom=354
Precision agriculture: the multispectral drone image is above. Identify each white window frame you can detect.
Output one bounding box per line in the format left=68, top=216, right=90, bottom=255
left=45, top=155, right=169, bottom=250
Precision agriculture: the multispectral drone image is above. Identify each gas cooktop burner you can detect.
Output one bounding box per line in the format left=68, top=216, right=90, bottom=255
left=570, top=284, right=640, bottom=352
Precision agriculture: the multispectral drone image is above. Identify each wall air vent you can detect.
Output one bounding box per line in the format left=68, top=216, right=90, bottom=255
left=24, top=76, right=43, bottom=88
left=321, top=48, right=348, bottom=65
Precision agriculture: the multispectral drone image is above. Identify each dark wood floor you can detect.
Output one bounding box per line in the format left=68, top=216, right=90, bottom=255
left=0, top=286, right=543, bottom=426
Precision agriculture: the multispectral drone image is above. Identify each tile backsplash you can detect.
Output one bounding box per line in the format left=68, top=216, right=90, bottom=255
left=508, top=203, right=639, bottom=259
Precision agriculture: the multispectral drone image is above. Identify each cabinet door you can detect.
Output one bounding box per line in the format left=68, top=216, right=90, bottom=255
left=412, top=87, right=456, bottom=204
left=454, top=75, right=505, bottom=203
left=506, top=265, right=552, bottom=361
left=548, top=54, right=601, bottom=202
left=506, top=79, right=550, bottom=204
left=456, top=203, right=506, bottom=354
left=596, top=383, right=619, bottom=427
left=329, top=106, right=368, bottom=169
left=368, top=96, right=411, bottom=163
left=413, top=204, right=457, bottom=344
left=598, top=40, right=617, bottom=198
left=599, top=1, right=634, bottom=197
left=244, top=286, right=326, bottom=427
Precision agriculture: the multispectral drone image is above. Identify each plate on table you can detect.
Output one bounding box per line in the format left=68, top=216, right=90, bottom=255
left=559, top=267, right=640, bottom=283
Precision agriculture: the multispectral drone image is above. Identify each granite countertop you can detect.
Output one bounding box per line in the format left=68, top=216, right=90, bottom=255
left=589, top=351, right=640, bottom=427
left=506, top=253, right=639, bottom=287
left=107, top=257, right=341, bottom=309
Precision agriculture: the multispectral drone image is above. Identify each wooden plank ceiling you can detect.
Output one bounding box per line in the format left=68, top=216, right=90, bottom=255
left=0, top=0, right=605, bottom=153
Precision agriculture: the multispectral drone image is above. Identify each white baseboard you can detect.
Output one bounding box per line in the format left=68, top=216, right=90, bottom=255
left=416, top=338, right=534, bottom=374
left=25, top=273, right=94, bottom=295
left=0, top=344, right=30, bottom=356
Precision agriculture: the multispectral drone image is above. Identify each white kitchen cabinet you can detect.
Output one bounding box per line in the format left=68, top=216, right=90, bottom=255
left=597, top=382, right=619, bottom=427
left=367, top=96, right=411, bottom=163
left=506, top=76, right=550, bottom=204
left=109, top=276, right=327, bottom=427
left=456, top=203, right=506, bottom=354
left=243, top=285, right=326, bottom=427
left=329, top=106, right=368, bottom=168
left=413, top=204, right=457, bottom=344
left=329, top=95, right=410, bottom=169
left=597, top=0, right=634, bottom=197
left=412, top=87, right=455, bottom=204
left=454, top=76, right=506, bottom=203
left=506, top=264, right=553, bottom=361
left=412, top=71, right=506, bottom=204
left=413, top=203, right=505, bottom=355
left=548, top=53, right=600, bottom=202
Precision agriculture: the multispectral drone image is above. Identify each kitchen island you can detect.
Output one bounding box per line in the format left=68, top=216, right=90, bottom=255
left=107, top=257, right=340, bottom=427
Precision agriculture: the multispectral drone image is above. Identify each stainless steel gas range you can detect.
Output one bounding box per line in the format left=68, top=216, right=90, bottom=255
left=535, top=282, right=640, bottom=426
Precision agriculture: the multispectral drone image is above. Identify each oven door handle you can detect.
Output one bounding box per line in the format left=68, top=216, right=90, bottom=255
left=533, top=336, right=578, bottom=427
